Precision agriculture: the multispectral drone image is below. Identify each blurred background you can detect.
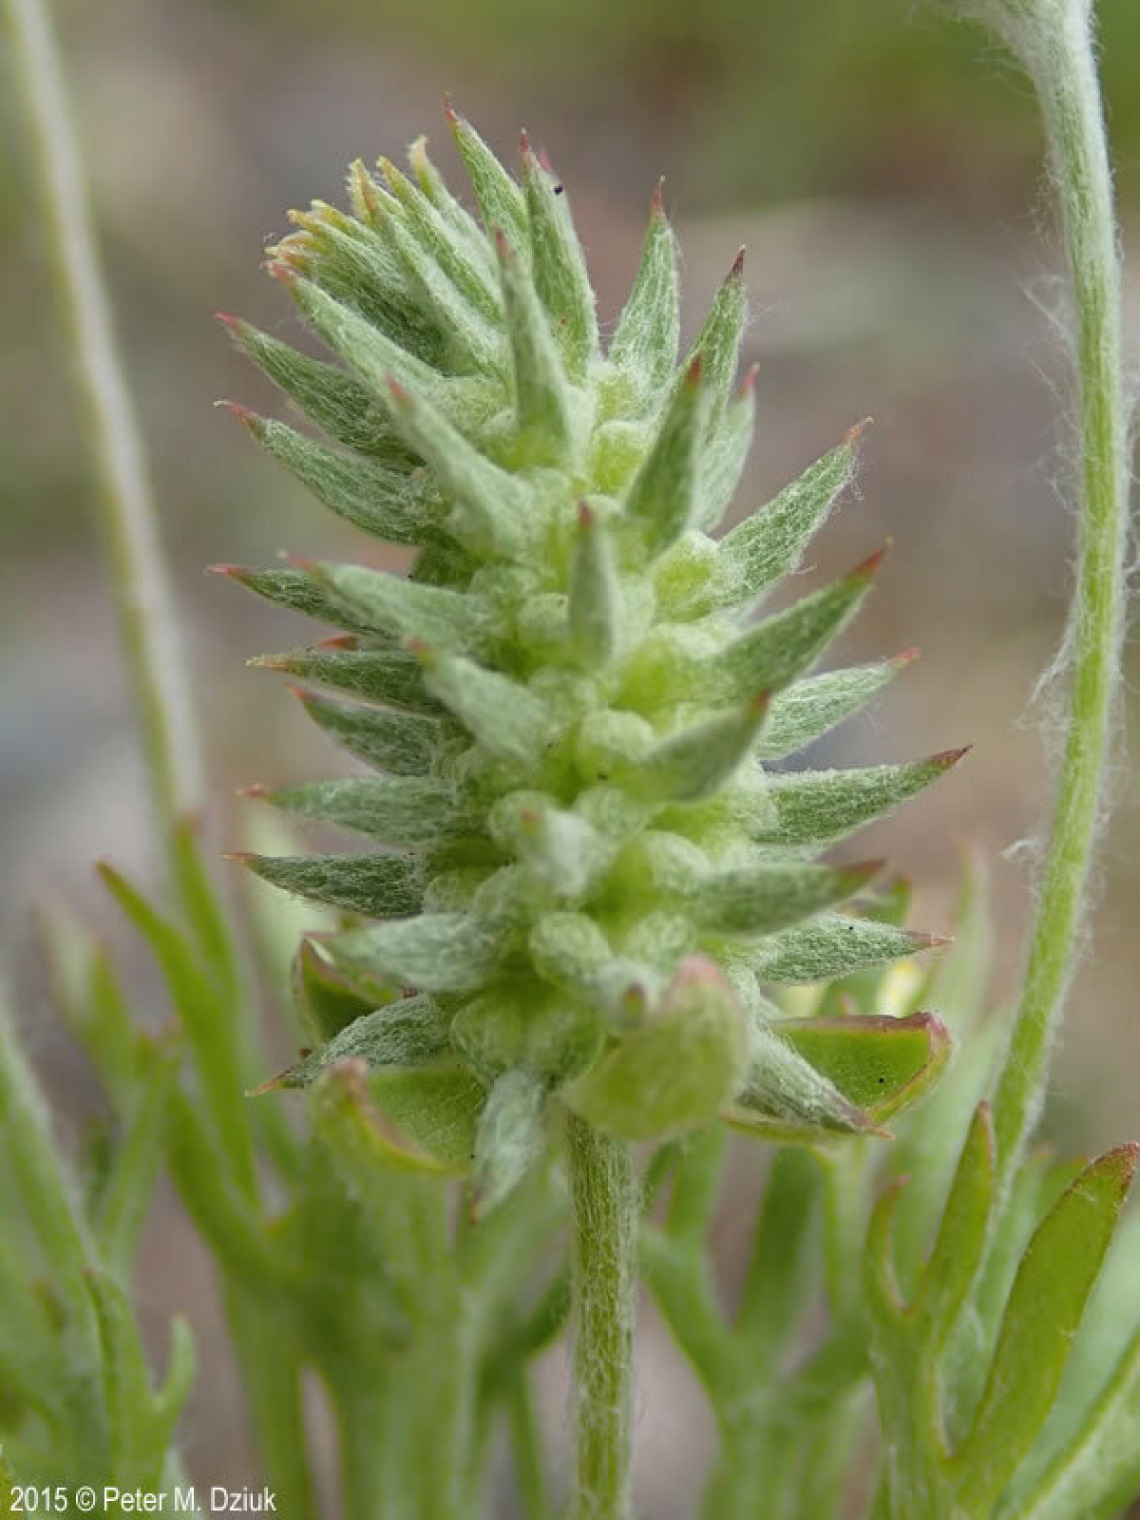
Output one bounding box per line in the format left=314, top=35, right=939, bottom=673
left=1, top=0, right=1138, bottom=1511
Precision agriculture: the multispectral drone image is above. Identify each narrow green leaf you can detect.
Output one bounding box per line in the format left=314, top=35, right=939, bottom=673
left=383, top=378, right=535, bottom=557
left=998, top=1204, right=1140, bottom=1511
left=640, top=1223, right=739, bottom=1401
left=472, top=1070, right=549, bottom=1216
left=742, top=750, right=968, bottom=848
left=691, top=858, right=881, bottom=936
left=953, top=1145, right=1140, bottom=1514
left=237, top=851, right=422, bottom=917
left=171, top=819, right=243, bottom=998
left=889, top=1022, right=1004, bottom=1302
left=150, top=1317, right=196, bottom=1457
left=678, top=250, right=747, bottom=428
left=663, top=1123, right=728, bottom=1247
left=709, top=547, right=885, bottom=700
left=757, top=654, right=915, bottom=760
left=961, top=1151, right=1086, bottom=1427
left=377, top=153, right=501, bottom=321
left=256, top=775, right=467, bottom=846
left=99, top=866, right=256, bottom=1198
left=286, top=272, right=447, bottom=397
left=165, top=1092, right=291, bottom=1281
left=564, top=956, right=749, bottom=1141
left=86, top=1270, right=164, bottom=1485
left=448, top=106, right=529, bottom=246
left=496, top=231, right=572, bottom=451
left=271, top=997, right=450, bottom=1088
left=632, top=694, right=771, bottom=803
left=1002, top=1326, right=1140, bottom=1520
left=309, top=559, right=494, bottom=652
left=277, top=204, right=443, bottom=361
left=321, top=913, right=509, bottom=992
left=238, top=411, right=439, bottom=545
left=568, top=503, right=621, bottom=665
left=736, top=1147, right=823, bottom=1352
left=915, top=1101, right=995, bottom=1345
left=702, top=430, right=863, bottom=612
left=0, top=1234, right=70, bottom=1417
left=520, top=134, right=597, bottom=381
left=622, top=357, right=708, bottom=558
left=294, top=688, right=438, bottom=774
left=694, top=368, right=755, bottom=532
left=419, top=650, right=554, bottom=764
left=750, top=916, right=945, bottom=985
left=252, top=638, right=437, bottom=714
left=218, top=314, right=411, bottom=460
left=864, top=1175, right=910, bottom=1329
left=407, top=134, right=486, bottom=245
left=213, top=563, right=377, bottom=633
left=609, top=186, right=679, bottom=399
left=0, top=995, right=98, bottom=1344
left=95, top=1038, right=181, bottom=1276
left=38, top=908, right=138, bottom=1112
left=381, top=206, right=505, bottom=373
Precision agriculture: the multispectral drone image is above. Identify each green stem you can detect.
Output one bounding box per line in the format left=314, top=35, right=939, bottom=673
left=988, top=0, right=1130, bottom=1192
left=387, top=1179, right=476, bottom=1520
left=506, top=1366, right=552, bottom=1520
left=330, top=1372, right=405, bottom=1520
left=411, top=1311, right=477, bottom=1520
left=702, top=1416, right=796, bottom=1520
left=4, top=0, right=203, bottom=846
left=6, top=0, right=292, bottom=1194
left=566, top=1113, right=637, bottom=1520
left=226, top=1288, right=318, bottom=1520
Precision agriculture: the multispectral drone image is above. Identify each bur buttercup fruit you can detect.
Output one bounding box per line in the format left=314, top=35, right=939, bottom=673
left=220, top=110, right=961, bottom=1202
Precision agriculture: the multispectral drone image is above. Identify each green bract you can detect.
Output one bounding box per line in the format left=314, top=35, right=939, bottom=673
left=223, top=113, right=962, bottom=1190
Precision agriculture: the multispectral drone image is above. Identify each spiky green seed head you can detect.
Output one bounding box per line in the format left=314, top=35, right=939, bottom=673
left=222, top=113, right=961, bottom=1197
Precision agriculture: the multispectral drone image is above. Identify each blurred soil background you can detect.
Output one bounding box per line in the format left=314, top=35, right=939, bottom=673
left=1, top=0, right=1138, bottom=1512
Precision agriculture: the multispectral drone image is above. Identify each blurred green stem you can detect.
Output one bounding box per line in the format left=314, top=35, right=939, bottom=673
left=5, top=0, right=203, bottom=847
left=567, top=1114, right=637, bottom=1520
left=227, top=1290, right=318, bottom=1520
left=331, top=1375, right=403, bottom=1520
left=506, top=1366, right=551, bottom=1520
left=985, top=0, right=1130, bottom=1194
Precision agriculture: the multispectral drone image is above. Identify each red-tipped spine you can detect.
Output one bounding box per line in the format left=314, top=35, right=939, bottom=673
left=929, top=746, right=972, bottom=771
left=845, top=416, right=874, bottom=447
left=850, top=542, right=891, bottom=581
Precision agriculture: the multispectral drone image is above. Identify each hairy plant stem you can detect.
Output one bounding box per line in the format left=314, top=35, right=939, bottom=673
left=5, top=0, right=203, bottom=849
left=988, top=0, right=1130, bottom=1195
left=567, top=1114, right=637, bottom=1520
